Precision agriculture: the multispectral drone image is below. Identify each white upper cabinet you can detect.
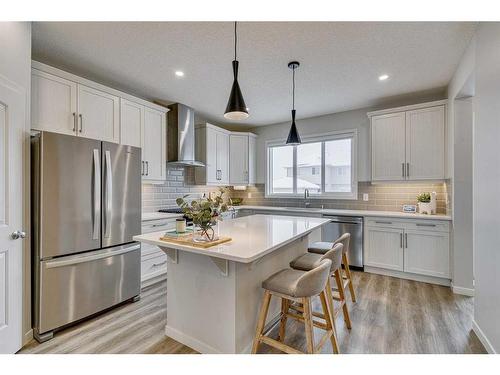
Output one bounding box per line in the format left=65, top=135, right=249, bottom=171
left=371, top=112, right=406, bottom=181
left=31, top=62, right=169, bottom=182
left=369, top=101, right=446, bottom=182
left=120, top=98, right=144, bottom=148
left=142, top=107, right=166, bottom=181
left=77, top=84, right=119, bottom=143
left=195, top=123, right=231, bottom=186
left=216, top=131, right=230, bottom=185
left=405, top=106, right=445, bottom=180
left=229, top=133, right=257, bottom=185
left=31, top=69, right=77, bottom=136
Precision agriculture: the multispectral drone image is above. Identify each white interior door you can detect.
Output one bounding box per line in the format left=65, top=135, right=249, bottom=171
left=0, top=76, right=25, bottom=353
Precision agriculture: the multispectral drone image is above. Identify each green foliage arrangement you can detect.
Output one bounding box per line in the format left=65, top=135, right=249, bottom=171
left=416, top=192, right=431, bottom=203
left=176, top=188, right=230, bottom=241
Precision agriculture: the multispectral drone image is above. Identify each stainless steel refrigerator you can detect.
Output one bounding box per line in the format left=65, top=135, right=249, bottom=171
left=31, top=131, right=142, bottom=342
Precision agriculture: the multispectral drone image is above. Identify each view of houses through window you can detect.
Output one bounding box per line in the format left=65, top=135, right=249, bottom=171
left=267, top=133, right=355, bottom=198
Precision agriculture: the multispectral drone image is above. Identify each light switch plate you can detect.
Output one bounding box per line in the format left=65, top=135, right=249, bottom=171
left=363, top=193, right=369, bottom=201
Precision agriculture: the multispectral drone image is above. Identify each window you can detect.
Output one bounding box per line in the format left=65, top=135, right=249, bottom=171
left=266, top=130, right=357, bottom=199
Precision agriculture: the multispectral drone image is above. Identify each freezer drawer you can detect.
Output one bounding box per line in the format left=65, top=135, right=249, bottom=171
left=36, top=243, right=141, bottom=335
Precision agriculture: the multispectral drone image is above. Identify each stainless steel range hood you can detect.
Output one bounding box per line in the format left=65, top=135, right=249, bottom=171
left=167, top=103, right=205, bottom=167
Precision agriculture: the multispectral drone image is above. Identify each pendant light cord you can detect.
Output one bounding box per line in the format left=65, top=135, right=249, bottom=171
left=292, top=66, right=296, bottom=110
left=234, top=21, right=237, bottom=61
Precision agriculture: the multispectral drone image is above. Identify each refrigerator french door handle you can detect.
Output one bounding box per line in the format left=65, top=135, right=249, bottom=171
left=104, top=150, right=113, bottom=238
left=92, top=149, right=101, bottom=240
left=44, top=244, right=141, bottom=269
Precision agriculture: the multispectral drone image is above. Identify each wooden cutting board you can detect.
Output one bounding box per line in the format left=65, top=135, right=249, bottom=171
left=159, top=234, right=232, bottom=248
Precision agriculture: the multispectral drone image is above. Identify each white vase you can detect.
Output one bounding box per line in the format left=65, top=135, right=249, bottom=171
left=418, top=202, right=433, bottom=215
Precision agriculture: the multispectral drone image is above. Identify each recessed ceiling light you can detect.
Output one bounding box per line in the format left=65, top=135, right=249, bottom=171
left=175, top=71, right=184, bottom=77
left=379, top=74, right=389, bottom=81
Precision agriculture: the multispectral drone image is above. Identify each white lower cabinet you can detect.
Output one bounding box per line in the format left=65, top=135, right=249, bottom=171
left=365, top=227, right=404, bottom=271
left=364, top=217, right=450, bottom=283
left=140, top=218, right=176, bottom=285
left=404, top=230, right=450, bottom=278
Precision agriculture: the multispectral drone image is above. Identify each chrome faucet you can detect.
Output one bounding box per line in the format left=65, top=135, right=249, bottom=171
left=304, top=189, right=310, bottom=208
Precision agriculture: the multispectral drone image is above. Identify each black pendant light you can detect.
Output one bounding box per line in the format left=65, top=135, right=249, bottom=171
left=286, top=61, right=301, bottom=145
left=224, top=22, right=249, bottom=121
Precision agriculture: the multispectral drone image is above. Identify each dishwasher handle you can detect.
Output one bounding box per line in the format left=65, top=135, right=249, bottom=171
left=322, top=215, right=363, bottom=224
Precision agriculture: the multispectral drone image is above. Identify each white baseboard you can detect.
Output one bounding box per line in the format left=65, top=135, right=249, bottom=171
left=165, top=325, right=222, bottom=354
left=451, top=284, right=475, bottom=296
left=472, top=319, right=497, bottom=354
left=364, top=266, right=451, bottom=286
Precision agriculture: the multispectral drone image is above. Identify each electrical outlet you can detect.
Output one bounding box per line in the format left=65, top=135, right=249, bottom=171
left=363, top=193, right=369, bottom=201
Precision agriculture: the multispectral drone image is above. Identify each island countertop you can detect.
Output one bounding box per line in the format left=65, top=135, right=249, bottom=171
left=133, top=214, right=329, bottom=264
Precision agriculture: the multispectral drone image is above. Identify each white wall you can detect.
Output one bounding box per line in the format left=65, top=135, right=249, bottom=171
left=472, top=22, right=500, bottom=353
left=251, top=108, right=372, bottom=183
left=0, top=22, right=32, bottom=344
left=446, top=34, right=476, bottom=294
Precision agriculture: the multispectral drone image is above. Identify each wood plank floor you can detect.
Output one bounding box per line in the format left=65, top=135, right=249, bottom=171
left=19, top=271, right=486, bottom=354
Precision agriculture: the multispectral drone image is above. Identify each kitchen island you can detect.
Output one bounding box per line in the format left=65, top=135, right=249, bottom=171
left=133, top=214, right=330, bottom=353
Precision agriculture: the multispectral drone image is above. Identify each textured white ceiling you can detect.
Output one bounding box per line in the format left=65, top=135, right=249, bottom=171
left=32, top=22, right=476, bottom=126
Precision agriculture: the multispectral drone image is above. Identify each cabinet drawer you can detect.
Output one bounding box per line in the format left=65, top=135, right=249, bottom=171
left=142, top=219, right=176, bottom=234
left=365, top=218, right=402, bottom=228
left=141, top=242, right=164, bottom=258
left=404, top=220, right=449, bottom=233
left=141, top=253, right=167, bottom=281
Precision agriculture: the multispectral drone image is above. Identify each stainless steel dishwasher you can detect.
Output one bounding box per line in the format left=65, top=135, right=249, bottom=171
left=321, top=215, right=364, bottom=269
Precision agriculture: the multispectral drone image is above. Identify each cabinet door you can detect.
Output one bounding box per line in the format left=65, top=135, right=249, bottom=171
left=248, top=135, right=257, bottom=184
left=371, top=112, right=406, bottom=181
left=217, top=131, right=230, bottom=185
left=229, top=134, right=248, bottom=185
left=404, top=230, right=450, bottom=278
left=31, top=69, right=77, bottom=135
left=365, top=227, right=404, bottom=271
left=120, top=99, right=143, bottom=147
left=205, top=127, right=218, bottom=184
left=142, top=107, right=166, bottom=181
left=405, top=106, right=445, bottom=180
left=77, top=84, right=120, bottom=142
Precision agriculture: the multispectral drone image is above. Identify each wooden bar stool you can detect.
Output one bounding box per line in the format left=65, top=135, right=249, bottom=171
left=290, top=243, right=351, bottom=333
left=309, top=233, right=357, bottom=303
left=252, top=259, right=337, bottom=354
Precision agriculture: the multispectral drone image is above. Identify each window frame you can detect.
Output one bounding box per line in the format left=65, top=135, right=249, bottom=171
left=265, top=130, right=358, bottom=200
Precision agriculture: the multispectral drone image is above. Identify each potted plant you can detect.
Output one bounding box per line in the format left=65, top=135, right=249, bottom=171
left=416, top=192, right=432, bottom=214
left=176, top=188, right=230, bottom=242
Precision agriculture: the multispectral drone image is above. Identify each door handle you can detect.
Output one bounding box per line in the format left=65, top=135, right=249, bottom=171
left=400, top=233, right=403, bottom=248
left=79, top=114, right=83, bottom=133
left=402, top=163, right=405, bottom=178
left=146, top=161, right=149, bottom=176
left=141, top=161, right=144, bottom=176
left=72, top=112, right=76, bottom=132
left=11, top=231, right=26, bottom=240
left=375, top=221, right=392, bottom=225
left=92, top=149, right=101, bottom=240
left=104, top=150, right=113, bottom=238
left=405, top=233, right=408, bottom=248
left=406, top=163, right=410, bottom=178
left=416, top=223, right=437, bottom=227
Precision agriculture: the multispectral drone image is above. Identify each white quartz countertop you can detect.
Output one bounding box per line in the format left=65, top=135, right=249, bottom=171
left=134, top=214, right=330, bottom=263
left=235, top=205, right=452, bottom=221
left=142, top=212, right=183, bottom=222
